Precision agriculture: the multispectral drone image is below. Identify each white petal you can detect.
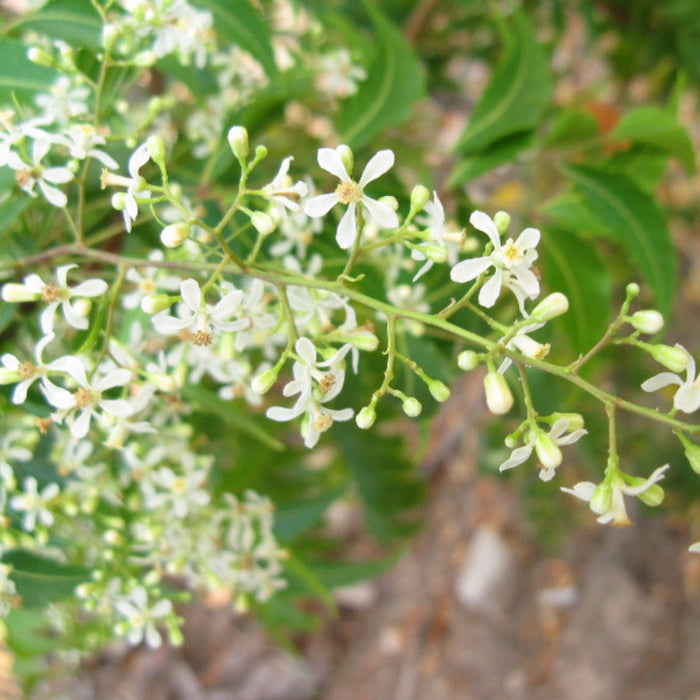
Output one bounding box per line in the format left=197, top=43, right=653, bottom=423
left=469, top=210, right=500, bottom=247
left=152, top=313, right=190, bottom=334
left=38, top=181, right=67, bottom=208
left=180, top=279, right=201, bottom=311
left=266, top=404, right=304, bottom=422
left=450, top=256, right=492, bottom=283
left=358, top=149, right=394, bottom=187
left=478, top=268, right=503, bottom=308
left=61, top=300, right=89, bottom=330
left=49, top=356, right=88, bottom=385
left=304, top=192, right=339, bottom=218
left=69, top=410, right=92, bottom=438
left=515, top=227, right=540, bottom=250
left=361, top=196, right=399, bottom=230
left=128, top=143, right=151, bottom=176
left=509, top=267, right=540, bottom=298
left=99, top=398, right=134, bottom=417
left=95, top=368, right=131, bottom=391
left=641, top=372, right=682, bottom=393
left=42, top=166, right=74, bottom=185
left=71, top=278, right=108, bottom=297
left=336, top=203, right=357, bottom=249
left=41, top=381, right=76, bottom=409
left=499, top=445, right=533, bottom=471
left=211, top=290, right=243, bottom=321
left=560, top=481, right=596, bottom=502
left=674, top=384, right=700, bottom=413
left=318, top=147, right=351, bottom=181
left=295, top=337, right=317, bottom=365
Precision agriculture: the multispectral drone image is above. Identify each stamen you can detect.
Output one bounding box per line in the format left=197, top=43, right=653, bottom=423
left=335, top=180, right=363, bottom=205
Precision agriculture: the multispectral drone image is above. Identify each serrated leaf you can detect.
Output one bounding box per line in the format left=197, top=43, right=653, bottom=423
left=193, top=0, right=276, bottom=76
left=0, top=39, right=60, bottom=103
left=566, top=165, right=676, bottom=314
left=338, top=2, right=425, bottom=149
left=6, top=0, right=102, bottom=50
left=609, top=105, right=696, bottom=174
left=3, top=550, right=88, bottom=608
left=448, top=131, right=534, bottom=186
left=541, top=227, right=611, bottom=353
left=455, top=10, right=551, bottom=155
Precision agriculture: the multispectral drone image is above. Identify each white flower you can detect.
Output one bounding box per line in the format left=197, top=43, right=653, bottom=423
left=500, top=418, right=587, bottom=482
left=2, top=263, right=108, bottom=334
left=262, top=156, right=308, bottom=216
left=266, top=337, right=354, bottom=448
left=152, top=278, right=249, bottom=346
left=561, top=464, right=669, bottom=526
left=142, top=466, right=210, bottom=518
left=56, top=123, right=118, bottom=168
left=641, top=346, right=700, bottom=414
left=304, top=146, right=399, bottom=249
left=10, top=476, right=59, bottom=531
left=411, top=191, right=464, bottom=281
left=5, top=138, right=73, bottom=207
left=450, top=210, right=540, bottom=310
left=114, top=586, right=173, bottom=648
left=34, top=76, right=90, bottom=124
left=315, top=48, right=367, bottom=98
left=42, top=360, right=133, bottom=439
left=690, top=542, right=700, bottom=554
left=100, top=142, right=152, bottom=232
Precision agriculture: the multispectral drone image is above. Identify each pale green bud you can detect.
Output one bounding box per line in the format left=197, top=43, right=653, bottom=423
left=550, top=412, right=585, bottom=431
left=337, top=144, right=353, bottom=175
left=168, top=626, right=184, bottom=647
left=134, top=50, right=157, bottom=66
left=457, top=350, right=480, bottom=371
left=141, top=294, right=174, bottom=314
left=27, top=46, right=54, bottom=68
left=102, top=23, right=119, bottom=52
left=111, top=192, right=127, bottom=211
left=146, top=135, right=167, bottom=169
left=483, top=371, right=513, bottom=415
left=626, top=282, right=640, bottom=299
left=428, top=379, right=450, bottom=403
left=251, top=367, right=279, bottom=394
left=0, top=369, right=21, bottom=385
left=402, top=397, right=422, bottom=417
left=219, top=332, right=235, bottom=362
left=649, top=344, right=689, bottom=373
left=251, top=211, right=276, bottom=236
left=160, top=222, right=191, bottom=248
left=227, top=125, right=249, bottom=160
left=531, top=292, right=569, bottom=322
left=534, top=431, right=562, bottom=470
left=254, top=144, right=268, bottom=162
left=590, top=483, right=612, bottom=516
left=1, top=283, right=40, bottom=303
left=345, top=330, right=379, bottom=352
left=677, top=433, right=700, bottom=475
left=410, top=184, right=430, bottom=212
left=422, top=244, right=448, bottom=263
left=637, top=483, right=665, bottom=507
left=356, top=405, right=377, bottom=430
left=494, top=211, right=511, bottom=236
left=629, top=310, right=664, bottom=334
left=147, top=372, right=176, bottom=393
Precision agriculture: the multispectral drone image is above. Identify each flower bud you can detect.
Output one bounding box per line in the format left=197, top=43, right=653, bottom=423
left=251, top=211, right=276, bottom=236
left=428, top=379, right=450, bottom=403
left=590, top=483, right=612, bottom=516
left=73, top=299, right=91, bottom=318
left=111, top=192, right=127, bottom=211
left=134, top=50, right=157, bottom=66
left=254, top=144, right=268, bottom=162
left=27, top=46, right=54, bottom=67
left=534, top=432, right=563, bottom=470
left=649, top=344, right=689, bottom=373
left=356, top=405, right=377, bottom=430
left=146, top=135, right=167, bottom=168
left=344, top=329, right=379, bottom=352
left=629, top=310, right=664, bottom=334
left=550, top=412, right=585, bottom=431
left=410, top=184, right=430, bottom=212
left=483, top=371, right=514, bottom=415
left=0, top=369, right=21, bottom=385
left=457, top=350, right=480, bottom=371
left=422, top=244, right=447, bottom=263
left=251, top=367, right=279, bottom=394
left=402, top=397, right=422, bottom=417
left=1, top=283, right=40, bottom=303
left=160, top=222, right=191, bottom=248
left=102, top=23, right=119, bottom=52
left=141, top=294, right=174, bottom=314
left=147, top=372, right=177, bottom=393
left=677, top=433, right=700, bottom=475
left=493, top=211, right=511, bottom=236
left=227, top=125, right=249, bottom=160
left=531, top=292, right=569, bottom=322
left=625, top=282, right=640, bottom=299
left=636, top=483, right=665, bottom=507
left=337, top=144, right=353, bottom=175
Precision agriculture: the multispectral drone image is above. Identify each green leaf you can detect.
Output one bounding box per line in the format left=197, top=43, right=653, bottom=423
left=541, top=227, right=611, bottom=353
left=274, top=484, right=347, bottom=542
left=543, top=108, right=599, bottom=147
left=3, top=550, right=89, bottom=608
left=192, top=0, right=276, bottom=76
left=0, top=191, right=30, bottom=239
left=455, top=10, right=552, bottom=155
left=284, top=552, right=336, bottom=614
left=565, top=165, right=677, bottom=314
left=605, top=146, right=670, bottom=193
left=540, top=191, right=612, bottom=237
left=609, top=105, right=696, bottom=174
left=180, top=383, right=285, bottom=451
left=448, top=131, right=534, bottom=186
left=338, top=1, right=425, bottom=149
left=0, top=39, right=60, bottom=103
left=6, top=0, right=102, bottom=50
left=310, top=547, right=405, bottom=589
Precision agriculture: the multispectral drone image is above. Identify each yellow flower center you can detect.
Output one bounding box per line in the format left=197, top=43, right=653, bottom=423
left=318, top=374, right=336, bottom=394
left=41, top=283, right=62, bottom=303
left=19, top=361, right=37, bottom=379
left=75, top=387, right=95, bottom=408
left=335, top=180, right=363, bottom=205
left=501, top=240, right=522, bottom=267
